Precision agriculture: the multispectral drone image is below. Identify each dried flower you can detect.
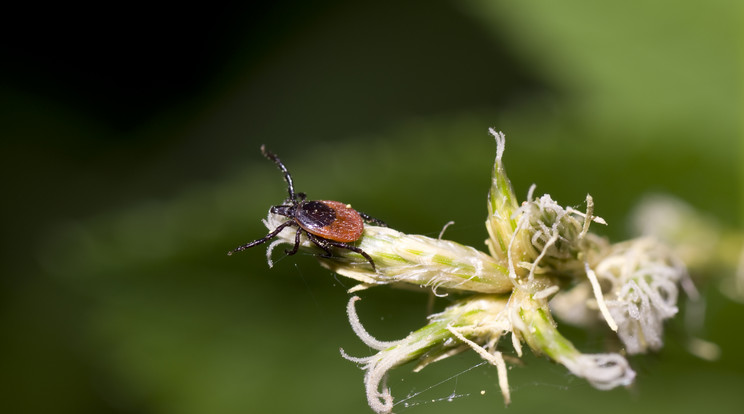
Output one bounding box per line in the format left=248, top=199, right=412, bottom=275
left=254, top=130, right=689, bottom=413
left=341, top=295, right=511, bottom=412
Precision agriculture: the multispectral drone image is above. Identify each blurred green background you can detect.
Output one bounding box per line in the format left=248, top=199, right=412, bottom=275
left=2, top=1, right=742, bottom=413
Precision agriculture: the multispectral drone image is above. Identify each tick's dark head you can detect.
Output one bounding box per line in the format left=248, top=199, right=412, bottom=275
left=271, top=204, right=296, bottom=218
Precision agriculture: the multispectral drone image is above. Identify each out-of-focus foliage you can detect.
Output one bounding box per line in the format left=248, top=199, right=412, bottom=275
left=1, top=1, right=740, bottom=413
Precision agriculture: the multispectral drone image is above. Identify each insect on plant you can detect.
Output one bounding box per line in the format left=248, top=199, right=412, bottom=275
left=228, top=145, right=386, bottom=270
left=220, top=132, right=697, bottom=413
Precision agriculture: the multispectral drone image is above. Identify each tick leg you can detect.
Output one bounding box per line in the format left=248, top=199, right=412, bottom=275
left=358, top=211, right=387, bottom=227
left=227, top=220, right=295, bottom=255
left=325, top=240, right=378, bottom=271
left=306, top=231, right=378, bottom=271
left=261, top=145, right=298, bottom=202
left=306, top=233, right=335, bottom=257
left=284, top=227, right=304, bottom=256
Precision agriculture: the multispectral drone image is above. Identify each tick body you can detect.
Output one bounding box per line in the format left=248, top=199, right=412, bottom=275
left=294, top=200, right=364, bottom=242
left=228, top=146, right=385, bottom=270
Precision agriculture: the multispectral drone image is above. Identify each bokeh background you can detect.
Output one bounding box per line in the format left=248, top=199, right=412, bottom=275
left=2, top=1, right=742, bottom=413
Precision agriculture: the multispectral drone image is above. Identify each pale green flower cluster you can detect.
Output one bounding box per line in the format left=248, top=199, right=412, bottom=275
left=261, top=130, right=689, bottom=413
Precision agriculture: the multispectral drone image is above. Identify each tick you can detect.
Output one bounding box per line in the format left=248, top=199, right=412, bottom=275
left=228, top=145, right=386, bottom=270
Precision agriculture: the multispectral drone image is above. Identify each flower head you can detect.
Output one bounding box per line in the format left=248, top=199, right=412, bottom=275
left=251, top=130, right=690, bottom=412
